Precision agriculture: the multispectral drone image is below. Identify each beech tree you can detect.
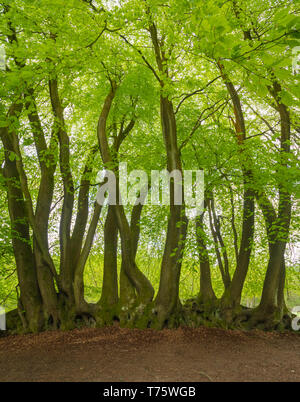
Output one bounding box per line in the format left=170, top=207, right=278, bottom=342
left=0, top=0, right=299, bottom=332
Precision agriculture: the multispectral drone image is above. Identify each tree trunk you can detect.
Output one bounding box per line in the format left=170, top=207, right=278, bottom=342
left=97, top=84, right=154, bottom=304
left=119, top=203, right=144, bottom=306
left=1, top=129, right=43, bottom=332
left=73, top=203, right=102, bottom=313
left=49, top=78, right=75, bottom=305
left=100, top=206, right=119, bottom=306
left=229, top=181, right=255, bottom=307
left=196, top=212, right=216, bottom=303
left=217, top=62, right=255, bottom=309
left=153, top=95, right=187, bottom=327
left=256, top=81, right=291, bottom=317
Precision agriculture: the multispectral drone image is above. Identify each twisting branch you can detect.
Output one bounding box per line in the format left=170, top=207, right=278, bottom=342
left=175, top=76, right=222, bottom=114
left=119, top=34, right=162, bottom=83
left=179, top=99, right=229, bottom=151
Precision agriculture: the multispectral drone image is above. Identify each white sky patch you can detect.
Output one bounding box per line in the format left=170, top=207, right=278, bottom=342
left=0, top=45, right=5, bottom=71
left=292, top=46, right=300, bottom=75
left=94, top=0, right=121, bottom=11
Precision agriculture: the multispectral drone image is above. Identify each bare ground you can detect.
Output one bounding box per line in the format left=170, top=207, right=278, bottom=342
left=0, top=326, right=299, bottom=382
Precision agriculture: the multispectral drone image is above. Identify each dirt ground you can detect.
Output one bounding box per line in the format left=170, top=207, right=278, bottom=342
left=0, top=325, right=299, bottom=382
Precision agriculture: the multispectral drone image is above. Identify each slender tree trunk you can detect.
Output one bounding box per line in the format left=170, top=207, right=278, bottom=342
left=97, top=84, right=154, bottom=304
left=73, top=203, right=102, bottom=313
left=229, top=180, right=255, bottom=306
left=207, top=197, right=228, bottom=289
left=218, top=62, right=255, bottom=308
left=100, top=206, right=119, bottom=306
left=257, top=81, right=291, bottom=317
left=207, top=194, right=231, bottom=289
left=196, top=211, right=216, bottom=303
left=120, top=203, right=144, bottom=306
left=49, top=78, right=75, bottom=305
left=154, top=96, right=188, bottom=327
left=27, top=95, right=60, bottom=325
left=1, top=129, right=43, bottom=332
left=146, top=16, right=188, bottom=326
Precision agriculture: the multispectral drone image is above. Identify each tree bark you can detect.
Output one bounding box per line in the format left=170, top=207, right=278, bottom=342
left=196, top=211, right=216, bottom=303
left=1, top=127, right=43, bottom=332
left=147, top=17, right=188, bottom=326
left=73, top=202, right=102, bottom=313
left=49, top=78, right=75, bottom=304
left=218, top=62, right=255, bottom=308
left=100, top=205, right=119, bottom=306
left=257, top=80, right=291, bottom=314
left=97, top=84, right=154, bottom=304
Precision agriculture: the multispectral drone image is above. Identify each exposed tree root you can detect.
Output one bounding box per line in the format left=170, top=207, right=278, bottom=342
left=4, top=298, right=296, bottom=334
